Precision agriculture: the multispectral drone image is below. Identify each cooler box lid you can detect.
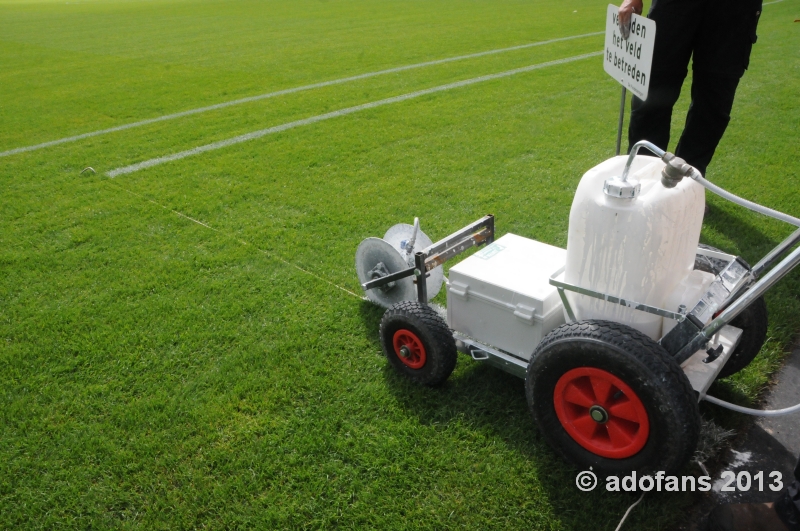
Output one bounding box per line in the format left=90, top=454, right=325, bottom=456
left=448, top=233, right=566, bottom=318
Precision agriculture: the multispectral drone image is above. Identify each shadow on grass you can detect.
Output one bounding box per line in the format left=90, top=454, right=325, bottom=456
left=357, top=301, right=384, bottom=346
left=356, top=298, right=688, bottom=528
left=357, top=303, right=583, bottom=518
left=701, top=202, right=781, bottom=259
left=380, top=352, right=701, bottom=529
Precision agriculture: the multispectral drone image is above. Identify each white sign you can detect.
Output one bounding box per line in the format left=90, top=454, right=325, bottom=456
left=603, top=4, right=656, bottom=100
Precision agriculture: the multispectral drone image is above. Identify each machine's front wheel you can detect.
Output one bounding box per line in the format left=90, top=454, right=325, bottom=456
left=526, top=320, right=700, bottom=475
left=694, top=244, right=768, bottom=378
left=380, top=301, right=457, bottom=386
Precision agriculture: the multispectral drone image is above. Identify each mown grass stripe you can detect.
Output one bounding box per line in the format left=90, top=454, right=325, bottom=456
left=107, top=51, right=603, bottom=177
left=0, top=31, right=602, bottom=158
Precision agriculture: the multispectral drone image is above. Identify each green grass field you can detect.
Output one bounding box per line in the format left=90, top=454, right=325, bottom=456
left=2, top=0, right=799, bottom=528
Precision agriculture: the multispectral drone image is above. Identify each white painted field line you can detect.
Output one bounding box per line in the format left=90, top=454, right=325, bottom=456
left=762, top=0, right=783, bottom=5
left=0, top=31, right=603, bottom=158
left=107, top=51, right=602, bottom=177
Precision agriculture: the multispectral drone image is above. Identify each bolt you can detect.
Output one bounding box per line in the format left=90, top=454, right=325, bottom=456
left=589, top=405, right=609, bottom=423
left=399, top=346, right=411, bottom=358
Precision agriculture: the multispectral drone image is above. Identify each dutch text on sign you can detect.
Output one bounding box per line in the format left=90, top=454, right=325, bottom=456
left=603, top=4, right=656, bottom=100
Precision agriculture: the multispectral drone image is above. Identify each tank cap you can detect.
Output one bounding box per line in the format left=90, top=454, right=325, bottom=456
left=603, top=176, right=641, bottom=199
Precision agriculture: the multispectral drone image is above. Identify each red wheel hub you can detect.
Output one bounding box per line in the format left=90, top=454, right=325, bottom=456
left=392, top=329, right=427, bottom=369
left=553, top=367, right=649, bottom=459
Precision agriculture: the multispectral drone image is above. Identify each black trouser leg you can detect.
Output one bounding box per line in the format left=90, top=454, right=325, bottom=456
left=628, top=74, right=685, bottom=158
left=627, top=0, right=701, bottom=157
left=626, top=0, right=760, bottom=168
left=673, top=73, right=740, bottom=176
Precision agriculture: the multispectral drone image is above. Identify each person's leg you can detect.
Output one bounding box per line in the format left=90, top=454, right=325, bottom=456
left=627, top=0, right=703, bottom=156
left=674, top=0, right=762, bottom=175
left=628, top=73, right=685, bottom=156
left=673, top=74, right=740, bottom=176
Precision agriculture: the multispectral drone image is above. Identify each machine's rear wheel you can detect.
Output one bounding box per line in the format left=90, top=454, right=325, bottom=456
left=526, top=320, right=700, bottom=475
left=694, top=244, right=768, bottom=378
left=380, top=301, right=457, bottom=386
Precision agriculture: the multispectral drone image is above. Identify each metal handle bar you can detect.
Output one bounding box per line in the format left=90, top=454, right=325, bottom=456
left=704, top=243, right=800, bottom=338
left=752, top=228, right=800, bottom=278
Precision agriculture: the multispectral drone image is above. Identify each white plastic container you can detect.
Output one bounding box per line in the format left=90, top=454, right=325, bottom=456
left=446, top=234, right=566, bottom=360
left=564, top=155, right=705, bottom=340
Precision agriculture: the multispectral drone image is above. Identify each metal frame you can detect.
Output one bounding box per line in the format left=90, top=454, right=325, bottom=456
left=361, top=215, right=495, bottom=304
left=680, top=325, right=742, bottom=400
left=454, top=333, right=528, bottom=379
left=753, top=228, right=800, bottom=278
left=549, top=243, right=755, bottom=365
left=549, top=265, right=686, bottom=323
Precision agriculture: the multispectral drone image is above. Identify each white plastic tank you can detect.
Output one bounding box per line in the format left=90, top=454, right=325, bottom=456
left=564, top=155, right=705, bottom=340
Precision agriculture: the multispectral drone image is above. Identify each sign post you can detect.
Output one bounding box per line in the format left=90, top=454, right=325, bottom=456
left=616, top=87, right=627, bottom=156
left=603, top=4, right=656, bottom=155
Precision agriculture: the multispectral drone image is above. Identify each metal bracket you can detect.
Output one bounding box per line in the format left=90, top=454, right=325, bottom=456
left=361, top=265, right=415, bottom=292
left=454, top=333, right=528, bottom=379
left=549, top=266, right=685, bottom=322
left=681, top=325, right=742, bottom=400
left=556, top=285, right=576, bottom=322
left=361, top=215, right=496, bottom=304
left=662, top=252, right=754, bottom=363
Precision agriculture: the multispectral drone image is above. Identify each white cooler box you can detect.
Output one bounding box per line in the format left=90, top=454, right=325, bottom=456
left=446, top=234, right=567, bottom=361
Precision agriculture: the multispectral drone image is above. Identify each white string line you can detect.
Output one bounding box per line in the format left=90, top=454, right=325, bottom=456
left=107, top=51, right=602, bottom=177
left=108, top=182, right=365, bottom=299
left=0, top=31, right=603, bottom=158
left=613, top=492, right=645, bottom=531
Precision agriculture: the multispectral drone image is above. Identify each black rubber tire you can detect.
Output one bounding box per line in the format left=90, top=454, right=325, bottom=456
left=380, top=301, right=458, bottom=386
left=694, top=244, right=768, bottom=378
left=526, top=320, right=700, bottom=476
